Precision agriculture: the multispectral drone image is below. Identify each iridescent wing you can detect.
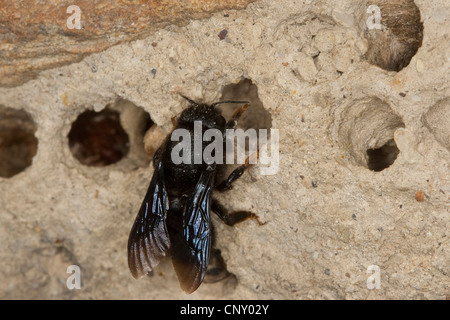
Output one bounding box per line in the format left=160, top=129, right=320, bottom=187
left=127, top=160, right=171, bottom=279
left=171, top=165, right=216, bottom=293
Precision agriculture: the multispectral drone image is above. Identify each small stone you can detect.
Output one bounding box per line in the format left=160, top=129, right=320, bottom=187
left=218, top=29, right=228, bottom=40
left=415, top=190, right=424, bottom=202
left=294, top=52, right=318, bottom=83
left=150, top=68, right=157, bottom=79
left=416, top=59, right=425, bottom=73
left=332, top=10, right=355, bottom=28
left=303, top=226, right=316, bottom=239
left=432, top=8, right=446, bottom=23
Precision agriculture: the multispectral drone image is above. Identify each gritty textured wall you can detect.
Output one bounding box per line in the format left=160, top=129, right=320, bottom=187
left=0, top=0, right=255, bottom=87
left=0, top=0, right=449, bottom=299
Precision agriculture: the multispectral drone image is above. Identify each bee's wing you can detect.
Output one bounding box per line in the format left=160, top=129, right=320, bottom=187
left=171, top=165, right=216, bottom=294
left=127, top=160, right=171, bottom=279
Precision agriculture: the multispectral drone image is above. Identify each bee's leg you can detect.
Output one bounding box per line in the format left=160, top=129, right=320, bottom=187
left=203, top=248, right=232, bottom=284
left=217, top=103, right=252, bottom=191
left=212, top=199, right=266, bottom=226
left=171, top=116, right=177, bottom=130
left=224, top=103, right=249, bottom=131
left=216, top=150, right=258, bottom=191
left=216, top=165, right=247, bottom=191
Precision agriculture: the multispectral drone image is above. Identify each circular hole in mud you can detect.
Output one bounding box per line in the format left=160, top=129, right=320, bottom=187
left=112, top=98, right=164, bottom=165
left=0, top=106, right=38, bottom=178
left=219, top=78, right=272, bottom=132
left=422, top=98, right=450, bottom=152
left=362, top=0, right=423, bottom=72
left=367, top=139, right=400, bottom=171
left=68, top=108, right=129, bottom=166
left=216, top=78, right=273, bottom=176
left=335, top=97, right=405, bottom=171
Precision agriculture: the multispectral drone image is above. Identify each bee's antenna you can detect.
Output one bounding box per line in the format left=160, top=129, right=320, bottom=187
left=211, top=100, right=250, bottom=107
left=180, top=94, right=249, bottom=108
left=180, top=94, right=199, bottom=106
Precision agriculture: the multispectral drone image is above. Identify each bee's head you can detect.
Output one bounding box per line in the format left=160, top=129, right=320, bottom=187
left=178, top=95, right=248, bottom=130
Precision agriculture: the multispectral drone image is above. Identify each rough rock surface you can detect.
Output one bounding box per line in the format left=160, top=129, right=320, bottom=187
left=0, top=0, right=255, bottom=87
left=0, top=0, right=449, bottom=300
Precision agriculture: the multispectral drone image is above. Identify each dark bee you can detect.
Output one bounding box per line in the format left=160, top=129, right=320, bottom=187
left=127, top=95, right=263, bottom=293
